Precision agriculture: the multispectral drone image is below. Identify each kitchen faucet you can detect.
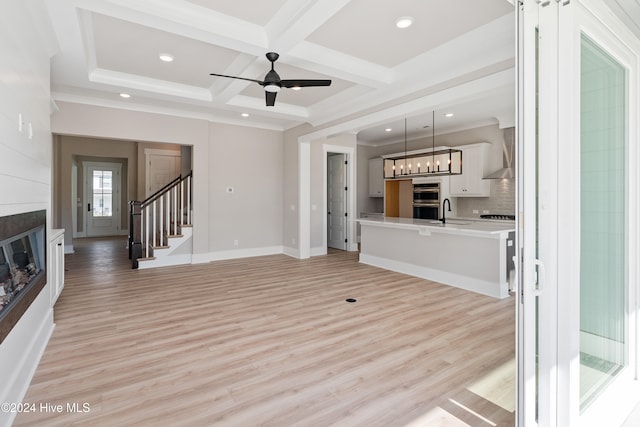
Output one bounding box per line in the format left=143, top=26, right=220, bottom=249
left=441, top=198, right=452, bottom=224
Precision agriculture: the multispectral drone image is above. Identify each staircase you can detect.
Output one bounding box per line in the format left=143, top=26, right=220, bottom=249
left=129, top=172, right=193, bottom=269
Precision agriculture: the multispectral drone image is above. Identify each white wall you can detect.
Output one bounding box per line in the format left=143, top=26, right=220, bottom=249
left=0, top=1, right=56, bottom=424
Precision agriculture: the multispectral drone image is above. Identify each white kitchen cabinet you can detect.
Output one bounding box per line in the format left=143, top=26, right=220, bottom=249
left=449, top=143, right=491, bottom=197
left=50, top=229, right=65, bottom=306
left=368, top=157, right=384, bottom=197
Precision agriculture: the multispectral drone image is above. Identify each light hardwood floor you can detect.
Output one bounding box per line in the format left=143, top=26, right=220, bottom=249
left=16, top=237, right=515, bottom=426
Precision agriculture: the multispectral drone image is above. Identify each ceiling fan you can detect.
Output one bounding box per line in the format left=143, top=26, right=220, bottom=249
left=210, top=52, right=332, bottom=106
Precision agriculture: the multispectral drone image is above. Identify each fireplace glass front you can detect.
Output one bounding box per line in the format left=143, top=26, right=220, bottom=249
left=0, top=225, right=45, bottom=314
left=0, top=210, right=46, bottom=343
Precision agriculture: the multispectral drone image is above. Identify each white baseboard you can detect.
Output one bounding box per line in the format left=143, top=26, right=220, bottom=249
left=202, top=246, right=284, bottom=263
left=137, top=254, right=193, bottom=269
left=191, top=253, right=210, bottom=264
left=310, top=246, right=326, bottom=257
left=282, top=246, right=299, bottom=258
left=64, top=244, right=75, bottom=254
left=359, top=253, right=509, bottom=299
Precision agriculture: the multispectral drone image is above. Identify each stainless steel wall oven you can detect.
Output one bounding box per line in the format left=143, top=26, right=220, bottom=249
left=412, top=182, right=440, bottom=220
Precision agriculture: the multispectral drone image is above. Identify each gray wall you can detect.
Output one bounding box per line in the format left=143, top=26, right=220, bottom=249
left=208, top=122, right=283, bottom=252
left=51, top=102, right=284, bottom=259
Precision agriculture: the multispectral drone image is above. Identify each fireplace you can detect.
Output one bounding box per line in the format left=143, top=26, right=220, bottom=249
left=0, top=210, right=46, bottom=344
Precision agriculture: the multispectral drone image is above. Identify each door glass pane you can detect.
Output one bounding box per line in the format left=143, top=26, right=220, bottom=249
left=580, top=34, right=626, bottom=410
left=92, top=170, right=113, bottom=217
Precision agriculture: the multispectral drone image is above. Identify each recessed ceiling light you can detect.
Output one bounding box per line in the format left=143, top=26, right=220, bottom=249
left=444, top=112, right=454, bottom=118
left=241, top=113, right=249, bottom=117
left=385, top=128, right=392, bottom=132
left=159, top=53, right=174, bottom=62
left=291, top=86, right=302, bottom=91
left=395, top=16, right=414, bottom=29
left=119, top=93, right=131, bottom=98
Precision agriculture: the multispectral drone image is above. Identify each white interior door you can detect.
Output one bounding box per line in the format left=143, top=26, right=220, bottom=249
left=84, top=162, right=121, bottom=237
left=327, top=153, right=347, bottom=250
left=146, top=150, right=181, bottom=197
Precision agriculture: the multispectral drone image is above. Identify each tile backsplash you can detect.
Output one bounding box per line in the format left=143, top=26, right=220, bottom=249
left=455, top=178, right=515, bottom=217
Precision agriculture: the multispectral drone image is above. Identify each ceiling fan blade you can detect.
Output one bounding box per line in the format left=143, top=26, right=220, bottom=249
left=209, top=73, right=264, bottom=85
left=281, top=79, right=332, bottom=88
left=265, top=91, right=277, bottom=107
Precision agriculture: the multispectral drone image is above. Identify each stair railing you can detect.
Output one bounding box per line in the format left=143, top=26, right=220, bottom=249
left=129, top=171, right=192, bottom=269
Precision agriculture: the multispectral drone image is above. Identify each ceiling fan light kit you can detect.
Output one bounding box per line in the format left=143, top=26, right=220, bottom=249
left=210, top=52, right=331, bottom=106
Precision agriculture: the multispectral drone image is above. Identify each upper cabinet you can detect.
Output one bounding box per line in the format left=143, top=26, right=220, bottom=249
left=368, top=157, right=384, bottom=197
left=449, top=143, right=491, bottom=197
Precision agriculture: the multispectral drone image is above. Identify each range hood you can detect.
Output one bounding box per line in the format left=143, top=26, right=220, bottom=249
left=484, top=127, right=515, bottom=179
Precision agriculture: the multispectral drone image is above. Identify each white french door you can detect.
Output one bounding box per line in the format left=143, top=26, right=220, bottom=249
left=520, top=0, right=639, bottom=426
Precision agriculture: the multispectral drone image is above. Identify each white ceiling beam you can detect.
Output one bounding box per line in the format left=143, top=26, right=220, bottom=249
left=266, top=0, right=352, bottom=52
left=89, top=68, right=213, bottom=101
left=51, top=94, right=287, bottom=131
left=75, top=0, right=268, bottom=54
left=307, top=15, right=515, bottom=126
left=301, top=68, right=515, bottom=141
left=394, top=14, right=515, bottom=81
left=288, top=41, right=393, bottom=86
left=209, top=53, right=260, bottom=101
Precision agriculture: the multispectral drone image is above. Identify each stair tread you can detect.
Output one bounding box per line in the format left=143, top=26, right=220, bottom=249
left=152, top=245, right=170, bottom=249
left=180, top=224, right=192, bottom=227
left=168, top=234, right=184, bottom=238
left=137, top=257, right=156, bottom=261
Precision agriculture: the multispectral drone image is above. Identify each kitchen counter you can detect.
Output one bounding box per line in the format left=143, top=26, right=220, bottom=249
left=356, top=216, right=514, bottom=237
left=355, top=216, right=515, bottom=299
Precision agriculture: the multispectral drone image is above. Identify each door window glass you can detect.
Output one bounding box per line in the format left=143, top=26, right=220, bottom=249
left=579, top=34, right=627, bottom=410
left=92, top=170, right=113, bottom=217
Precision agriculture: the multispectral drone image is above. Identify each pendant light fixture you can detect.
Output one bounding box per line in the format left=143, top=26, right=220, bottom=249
left=382, top=111, right=463, bottom=179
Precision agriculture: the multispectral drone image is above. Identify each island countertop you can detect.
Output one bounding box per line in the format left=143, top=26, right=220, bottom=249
left=355, top=216, right=515, bottom=239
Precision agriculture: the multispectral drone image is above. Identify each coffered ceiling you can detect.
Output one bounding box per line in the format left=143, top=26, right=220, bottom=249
left=45, top=0, right=517, bottom=141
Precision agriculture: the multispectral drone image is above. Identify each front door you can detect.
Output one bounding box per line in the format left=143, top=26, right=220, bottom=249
left=327, top=153, right=347, bottom=250
left=84, top=162, right=122, bottom=237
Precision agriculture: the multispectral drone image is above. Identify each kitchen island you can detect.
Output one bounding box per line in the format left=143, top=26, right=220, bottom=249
left=355, top=216, right=516, bottom=299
